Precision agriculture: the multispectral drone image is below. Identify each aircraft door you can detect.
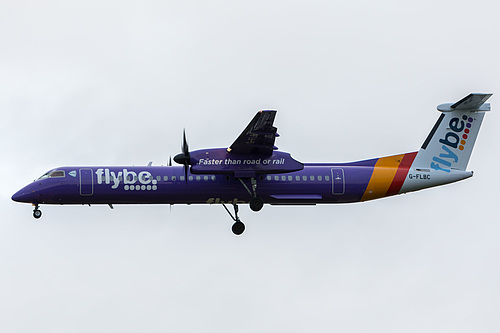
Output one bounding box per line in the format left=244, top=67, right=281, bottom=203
left=79, top=168, right=94, bottom=196
left=331, top=168, right=345, bottom=195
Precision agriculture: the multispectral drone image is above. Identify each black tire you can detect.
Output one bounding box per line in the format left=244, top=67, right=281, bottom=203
left=249, top=197, right=264, bottom=212
left=33, top=209, right=42, bottom=219
left=232, top=221, right=245, bottom=235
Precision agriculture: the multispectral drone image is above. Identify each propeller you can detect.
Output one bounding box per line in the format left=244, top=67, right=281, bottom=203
left=173, top=129, right=191, bottom=181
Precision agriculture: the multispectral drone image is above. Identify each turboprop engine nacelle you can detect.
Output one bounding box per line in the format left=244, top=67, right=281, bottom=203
left=189, top=148, right=304, bottom=177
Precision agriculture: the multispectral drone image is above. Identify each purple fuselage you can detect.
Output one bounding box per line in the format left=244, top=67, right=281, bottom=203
left=12, top=160, right=379, bottom=206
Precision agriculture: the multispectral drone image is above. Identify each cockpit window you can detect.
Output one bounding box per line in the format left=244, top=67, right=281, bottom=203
left=49, top=170, right=65, bottom=178
left=36, top=171, right=50, bottom=180
left=36, top=170, right=65, bottom=180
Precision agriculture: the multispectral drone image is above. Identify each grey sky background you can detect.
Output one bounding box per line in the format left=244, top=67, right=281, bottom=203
left=1, top=1, right=500, bottom=332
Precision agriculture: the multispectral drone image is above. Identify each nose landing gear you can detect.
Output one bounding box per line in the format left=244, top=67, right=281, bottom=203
left=32, top=204, right=42, bottom=219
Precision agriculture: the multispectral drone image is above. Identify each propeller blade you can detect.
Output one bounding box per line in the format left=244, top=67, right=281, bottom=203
left=168, top=156, right=172, bottom=167
left=183, top=130, right=189, bottom=184
left=173, top=130, right=191, bottom=166
left=182, top=129, right=189, bottom=157
left=172, top=129, right=191, bottom=184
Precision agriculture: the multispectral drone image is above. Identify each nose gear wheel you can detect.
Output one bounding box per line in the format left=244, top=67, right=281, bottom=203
left=33, top=204, right=42, bottom=219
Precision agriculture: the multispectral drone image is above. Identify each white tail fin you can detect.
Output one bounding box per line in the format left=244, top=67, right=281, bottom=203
left=412, top=93, right=492, bottom=172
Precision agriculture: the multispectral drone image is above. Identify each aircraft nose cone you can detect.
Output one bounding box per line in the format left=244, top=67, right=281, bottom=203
left=12, top=186, right=36, bottom=203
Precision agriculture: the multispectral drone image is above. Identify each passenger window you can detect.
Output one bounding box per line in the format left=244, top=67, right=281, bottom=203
left=302, top=175, right=307, bottom=181
left=267, top=176, right=272, bottom=181
left=325, top=176, right=330, bottom=181
left=296, top=175, right=300, bottom=181
left=274, top=176, right=279, bottom=181
left=196, top=176, right=201, bottom=181
left=310, top=176, right=315, bottom=181
left=173, top=176, right=178, bottom=181
left=318, top=175, right=322, bottom=181
left=188, top=176, right=193, bottom=181
left=211, top=175, right=216, bottom=181
left=204, top=176, right=208, bottom=181
left=288, top=176, right=292, bottom=181
left=281, top=176, right=286, bottom=181
left=164, top=176, right=168, bottom=181
left=156, top=176, right=161, bottom=181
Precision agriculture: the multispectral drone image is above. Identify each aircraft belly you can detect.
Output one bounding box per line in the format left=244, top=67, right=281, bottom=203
left=85, top=179, right=255, bottom=205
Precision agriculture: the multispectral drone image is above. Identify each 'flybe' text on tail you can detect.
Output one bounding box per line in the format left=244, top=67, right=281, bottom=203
left=412, top=93, right=491, bottom=172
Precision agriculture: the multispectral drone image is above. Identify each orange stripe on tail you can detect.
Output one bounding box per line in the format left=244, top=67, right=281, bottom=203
left=361, top=152, right=417, bottom=201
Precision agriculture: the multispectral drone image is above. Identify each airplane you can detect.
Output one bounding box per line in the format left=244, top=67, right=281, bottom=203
left=12, top=93, right=492, bottom=235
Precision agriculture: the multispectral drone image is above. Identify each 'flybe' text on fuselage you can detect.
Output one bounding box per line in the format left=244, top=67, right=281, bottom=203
left=95, top=168, right=153, bottom=189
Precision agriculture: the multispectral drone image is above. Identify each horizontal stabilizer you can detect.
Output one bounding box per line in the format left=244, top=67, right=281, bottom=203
left=438, top=93, right=492, bottom=112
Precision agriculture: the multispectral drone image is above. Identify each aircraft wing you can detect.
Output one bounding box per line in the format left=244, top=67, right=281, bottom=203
left=228, top=110, right=278, bottom=156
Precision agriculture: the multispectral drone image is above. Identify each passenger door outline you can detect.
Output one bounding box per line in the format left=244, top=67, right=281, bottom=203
left=79, top=168, right=94, bottom=196
left=331, top=168, right=345, bottom=195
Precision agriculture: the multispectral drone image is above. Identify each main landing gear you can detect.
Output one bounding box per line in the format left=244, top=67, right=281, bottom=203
left=237, top=177, right=264, bottom=212
left=222, top=177, right=265, bottom=235
left=223, top=203, right=245, bottom=235
left=249, top=197, right=264, bottom=212
left=33, top=204, right=42, bottom=219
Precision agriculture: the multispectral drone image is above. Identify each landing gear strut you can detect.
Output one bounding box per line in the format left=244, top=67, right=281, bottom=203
left=223, top=203, right=245, bottom=235
left=237, top=177, right=264, bottom=212
left=33, top=204, right=42, bottom=219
